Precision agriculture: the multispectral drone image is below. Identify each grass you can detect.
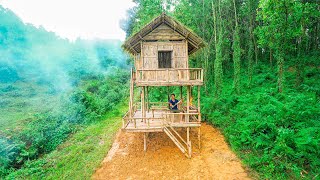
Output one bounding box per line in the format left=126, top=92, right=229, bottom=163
left=0, top=81, right=60, bottom=132
left=5, top=101, right=127, bottom=179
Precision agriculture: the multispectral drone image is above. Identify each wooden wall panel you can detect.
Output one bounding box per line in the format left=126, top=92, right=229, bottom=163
left=144, top=24, right=184, bottom=41
left=138, top=41, right=188, bottom=71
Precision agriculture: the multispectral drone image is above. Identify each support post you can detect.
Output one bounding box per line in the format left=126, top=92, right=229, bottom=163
left=129, top=68, right=134, bottom=120
left=180, top=86, right=183, bottom=100
left=142, top=86, right=146, bottom=123
left=186, top=86, right=190, bottom=122
left=187, top=127, right=191, bottom=158
left=198, top=86, right=201, bottom=122
left=180, top=86, right=183, bottom=122
left=187, top=85, right=191, bottom=157
left=198, top=127, right=201, bottom=150
left=144, top=132, right=147, bottom=151
left=187, top=127, right=190, bottom=143
left=198, top=86, right=201, bottom=149
left=146, top=86, right=149, bottom=113
left=167, top=86, right=170, bottom=109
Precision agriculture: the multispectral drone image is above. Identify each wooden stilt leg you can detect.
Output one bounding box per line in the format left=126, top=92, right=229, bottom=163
left=187, top=127, right=190, bottom=142
left=186, top=86, right=190, bottom=123
left=146, top=86, right=149, bottom=113
left=198, top=127, right=201, bottom=150
left=187, top=127, right=191, bottom=158
left=142, top=87, right=146, bottom=123
left=144, top=132, right=147, bottom=151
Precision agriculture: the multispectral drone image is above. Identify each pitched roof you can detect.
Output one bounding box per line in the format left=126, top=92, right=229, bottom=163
left=122, top=13, right=205, bottom=55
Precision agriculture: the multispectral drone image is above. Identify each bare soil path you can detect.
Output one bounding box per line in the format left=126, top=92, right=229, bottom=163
left=92, top=123, right=251, bottom=180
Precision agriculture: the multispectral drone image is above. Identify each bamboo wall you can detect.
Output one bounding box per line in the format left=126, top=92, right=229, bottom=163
left=134, top=40, right=189, bottom=82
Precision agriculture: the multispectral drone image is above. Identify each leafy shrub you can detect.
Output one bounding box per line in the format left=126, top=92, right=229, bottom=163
left=203, top=64, right=320, bottom=179
left=0, top=69, right=129, bottom=177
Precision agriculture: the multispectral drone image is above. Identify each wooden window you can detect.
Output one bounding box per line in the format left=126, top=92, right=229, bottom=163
left=158, top=51, right=172, bottom=68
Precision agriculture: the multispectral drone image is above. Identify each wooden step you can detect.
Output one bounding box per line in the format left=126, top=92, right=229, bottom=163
left=163, top=127, right=190, bottom=158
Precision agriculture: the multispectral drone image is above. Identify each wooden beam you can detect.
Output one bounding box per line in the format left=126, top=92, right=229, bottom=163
left=198, top=85, right=201, bottom=149
left=129, top=68, right=133, bottom=119
left=186, top=86, right=190, bottom=123
left=141, top=87, right=146, bottom=123
left=198, top=86, right=201, bottom=115
left=144, top=132, right=147, bottom=151
left=198, top=127, right=201, bottom=150
left=141, top=41, right=144, bottom=81
left=167, top=86, right=170, bottom=109
left=146, top=86, right=149, bottom=112
left=180, top=86, right=183, bottom=110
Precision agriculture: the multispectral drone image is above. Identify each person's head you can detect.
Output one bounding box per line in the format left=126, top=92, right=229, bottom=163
left=171, top=93, right=175, bottom=100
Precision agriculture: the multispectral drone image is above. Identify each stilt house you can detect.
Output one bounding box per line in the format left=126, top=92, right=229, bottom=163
left=122, top=13, right=205, bottom=158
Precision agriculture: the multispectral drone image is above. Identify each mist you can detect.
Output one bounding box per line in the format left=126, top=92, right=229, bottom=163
left=0, top=6, right=129, bottom=93
left=0, top=5, right=130, bottom=174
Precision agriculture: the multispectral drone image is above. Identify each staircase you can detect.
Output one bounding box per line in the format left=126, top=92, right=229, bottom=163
left=163, top=124, right=192, bottom=158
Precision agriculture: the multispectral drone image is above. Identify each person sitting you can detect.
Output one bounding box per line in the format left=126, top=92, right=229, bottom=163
left=169, top=93, right=182, bottom=112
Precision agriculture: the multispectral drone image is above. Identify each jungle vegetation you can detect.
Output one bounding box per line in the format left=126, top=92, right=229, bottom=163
left=121, top=0, right=320, bottom=179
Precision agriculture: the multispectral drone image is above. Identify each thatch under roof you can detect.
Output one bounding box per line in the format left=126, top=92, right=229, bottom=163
left=122, top=13, right=205, bottom=55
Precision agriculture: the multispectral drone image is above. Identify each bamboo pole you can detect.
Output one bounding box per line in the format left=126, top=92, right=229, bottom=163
left=198, top=86, right=201, bottom=122
left=187, top=126, right=191, bottom=158
left=180, top=86, right=183, bottom=114
left=187, top=85, right=191, bottom=156
left=198, top=85, right=201, bottom=149
left=144, top=132, right=147, bottom=151
left=146, top=86, right=149, bottom=113
left=142, top=87, right=146, bottom=123
left=141, top=41, right=144, bottom=81
left=198, top=127, right=201, bottom=150
left=186, top=86, right=190, bottom=122
left=167, top=86, right=170, bottom=109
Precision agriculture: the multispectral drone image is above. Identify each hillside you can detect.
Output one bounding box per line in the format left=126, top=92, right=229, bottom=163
left=0, top=6, right=129, bottom=177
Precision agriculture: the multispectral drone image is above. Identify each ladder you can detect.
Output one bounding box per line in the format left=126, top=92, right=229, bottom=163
left=163, top=123, right=192, bottom=158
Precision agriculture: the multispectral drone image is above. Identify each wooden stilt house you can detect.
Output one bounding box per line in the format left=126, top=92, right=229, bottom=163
left=122, top=13, right=205, bottom=158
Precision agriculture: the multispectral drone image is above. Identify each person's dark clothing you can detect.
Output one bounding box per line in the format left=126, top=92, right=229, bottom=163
left=169, top=99, right=179, bottom=110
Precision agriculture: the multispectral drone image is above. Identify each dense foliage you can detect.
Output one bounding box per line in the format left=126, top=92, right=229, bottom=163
left=122, top=0, right=319, bottom=179
left=0, top=6, right=129, bottom=177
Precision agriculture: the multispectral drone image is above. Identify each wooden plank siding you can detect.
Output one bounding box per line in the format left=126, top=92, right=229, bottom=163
left=133, top=40, right=197, bottom=86
left=143, top=24, right=184, bottom=41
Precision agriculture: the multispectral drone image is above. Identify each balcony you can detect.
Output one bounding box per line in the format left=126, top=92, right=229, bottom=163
left=122, top=102, right=201, bottom=132
left=134, top=68, right=203, bottom=86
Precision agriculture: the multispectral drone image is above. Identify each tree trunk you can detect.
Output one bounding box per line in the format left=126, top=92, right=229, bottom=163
left=276, top=50, right=284, bottom=93
left=233, top=0, right=241, bottom=94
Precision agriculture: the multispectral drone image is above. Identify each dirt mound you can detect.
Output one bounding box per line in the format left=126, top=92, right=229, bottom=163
left=93, top=123, right=250, bottom=179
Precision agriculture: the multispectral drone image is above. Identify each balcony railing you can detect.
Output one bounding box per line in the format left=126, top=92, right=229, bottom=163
left=122, top=103, right=201, bottom=130
left=134, top=68, right=203, bottom=85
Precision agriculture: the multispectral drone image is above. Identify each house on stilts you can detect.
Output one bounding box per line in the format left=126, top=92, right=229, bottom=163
left=122, top=13, right=205, bottom=158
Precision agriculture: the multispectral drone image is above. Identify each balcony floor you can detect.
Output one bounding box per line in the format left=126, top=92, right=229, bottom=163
left=123, top=110, right=201, bottom=132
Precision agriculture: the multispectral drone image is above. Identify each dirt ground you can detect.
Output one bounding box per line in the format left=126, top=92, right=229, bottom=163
left=92, top=123, right=251, bottom=180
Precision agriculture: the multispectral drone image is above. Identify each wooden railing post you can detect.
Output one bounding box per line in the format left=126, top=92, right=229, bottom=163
left=187, top=69, right=190, bottom=81
left=186, top=86, right=190, bottom=123
left=198, top=85, right=201, bottom=123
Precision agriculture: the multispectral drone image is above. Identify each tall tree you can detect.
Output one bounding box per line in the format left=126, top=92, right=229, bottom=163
left=232, top=0, right=241, bottom=94
left=214, top=0, right=224, bottom=97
